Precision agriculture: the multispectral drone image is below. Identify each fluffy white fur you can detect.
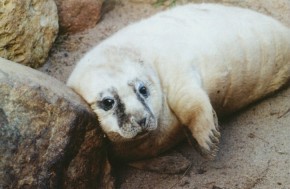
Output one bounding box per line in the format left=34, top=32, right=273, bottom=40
left=67, top=4, right=290, bottom=160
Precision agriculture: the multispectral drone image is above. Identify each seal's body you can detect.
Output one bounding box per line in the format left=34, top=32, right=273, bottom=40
left=67, top=4, right=290, bottom=160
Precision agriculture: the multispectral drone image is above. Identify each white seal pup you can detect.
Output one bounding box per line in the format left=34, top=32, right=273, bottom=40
left=67, top=4, right=290, bottom=160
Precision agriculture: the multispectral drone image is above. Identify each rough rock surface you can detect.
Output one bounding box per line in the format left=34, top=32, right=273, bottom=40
left=0, top=0, right=58, bottom=68
left=0, top=57, right=113, bottom=189
left=55, top=0, right=104, bottom=34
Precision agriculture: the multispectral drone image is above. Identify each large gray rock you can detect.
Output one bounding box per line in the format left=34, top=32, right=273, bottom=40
left=0, top=58, right=113, bottom=189
left=0, top=0, right=58, bottom=68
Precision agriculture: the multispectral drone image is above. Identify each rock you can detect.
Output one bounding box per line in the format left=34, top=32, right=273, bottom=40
left=0, top=57, right=113, bottom=189
left=55, top=0, right=104, bottom=34
left=0, top=0, right=58, bottom=68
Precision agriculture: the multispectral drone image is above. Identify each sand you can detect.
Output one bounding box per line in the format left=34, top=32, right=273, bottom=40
left=39, top=1, right=290, bottom=188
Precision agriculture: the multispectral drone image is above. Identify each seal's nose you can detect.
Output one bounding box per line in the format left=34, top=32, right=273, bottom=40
left=137, top=118, right=147, bottom=127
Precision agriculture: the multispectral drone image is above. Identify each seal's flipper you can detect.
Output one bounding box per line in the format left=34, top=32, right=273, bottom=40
left=166, top=74, right=220, bottom=159
left=183, top=109, right=220, bottom=160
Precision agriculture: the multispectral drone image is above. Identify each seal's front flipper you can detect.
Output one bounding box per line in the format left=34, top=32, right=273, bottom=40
left=183, top=109, right=220, bottom=160
left=166, top=73, right=221, bottom=159
left=128, top=151, right=191, bottom=174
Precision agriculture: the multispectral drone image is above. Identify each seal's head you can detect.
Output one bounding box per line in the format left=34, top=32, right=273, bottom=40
left=67, top=48, right=163, bottom=142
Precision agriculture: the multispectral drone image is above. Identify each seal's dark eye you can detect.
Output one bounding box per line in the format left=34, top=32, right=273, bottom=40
left=100, top=98, right=115, bottom=111
left=139, top=86, right=149, bottom=98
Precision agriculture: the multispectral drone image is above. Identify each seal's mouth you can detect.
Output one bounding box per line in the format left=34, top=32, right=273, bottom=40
left=134, top=130, right=150, bottom=139
left=106, top=129, right=151, bottom=142
left=106, top=115, right=157, bottom=142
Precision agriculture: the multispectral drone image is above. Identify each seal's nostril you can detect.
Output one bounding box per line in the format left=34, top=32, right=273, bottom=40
left=137, top=118, right=147, bottom=127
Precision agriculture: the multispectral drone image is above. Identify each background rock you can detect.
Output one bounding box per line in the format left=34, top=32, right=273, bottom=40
left=0, top=0, right=58, bottom=68
left=55, top=0, right=104, bottom=34
left=0, top=57, right=113, bottom=189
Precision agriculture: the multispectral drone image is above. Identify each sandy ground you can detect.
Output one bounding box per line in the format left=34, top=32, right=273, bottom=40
left=39, top=1, right=290, bottom=188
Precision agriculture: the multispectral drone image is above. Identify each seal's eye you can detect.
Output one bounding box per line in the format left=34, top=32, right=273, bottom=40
left=139, top=85, right=149, bottom=98
left=100, top=98, right=115, bottom=111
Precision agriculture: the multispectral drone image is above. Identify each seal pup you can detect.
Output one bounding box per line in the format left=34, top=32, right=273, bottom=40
left=67, top=4, right=290, bottom=161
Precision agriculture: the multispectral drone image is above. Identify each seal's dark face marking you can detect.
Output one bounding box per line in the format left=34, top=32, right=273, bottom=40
left=132, top=81, right=155, bottom=129
left=112, top=92, right=128, bottom=130
left=98, top=89, right=130, bottom=130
